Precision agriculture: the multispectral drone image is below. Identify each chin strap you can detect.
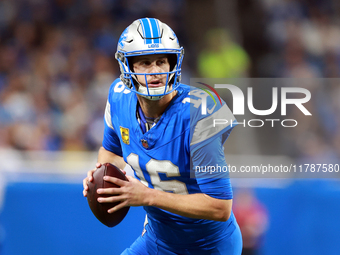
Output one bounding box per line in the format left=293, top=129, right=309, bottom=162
left=137, top=86, right=170, bottom=100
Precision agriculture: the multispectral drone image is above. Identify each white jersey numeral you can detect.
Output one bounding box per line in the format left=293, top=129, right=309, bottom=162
left=114, top=81, right=131, bottom=94
left=127, top=153, right=188, bottom=195
left=126, top=154, right=148, bottom=187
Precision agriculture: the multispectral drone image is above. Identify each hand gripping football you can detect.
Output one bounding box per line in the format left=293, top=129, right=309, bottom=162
left=87, top=163, right=130, bottom=227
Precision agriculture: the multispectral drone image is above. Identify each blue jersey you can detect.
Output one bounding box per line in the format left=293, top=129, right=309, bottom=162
left=103, top=78, right=238, bottom=251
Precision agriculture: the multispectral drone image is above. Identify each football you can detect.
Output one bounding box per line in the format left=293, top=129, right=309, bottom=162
left=87, top=163, right=130, bottom=227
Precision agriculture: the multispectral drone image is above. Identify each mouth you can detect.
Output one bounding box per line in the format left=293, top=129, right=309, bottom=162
left=147, top=80, right=163, bottom=88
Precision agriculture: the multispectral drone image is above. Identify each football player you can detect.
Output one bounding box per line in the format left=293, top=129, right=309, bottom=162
left=83, top=18, right=242, bottom=254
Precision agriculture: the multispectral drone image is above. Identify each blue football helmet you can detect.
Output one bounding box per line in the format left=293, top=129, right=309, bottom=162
left=115, top=18, right=184, bottom=100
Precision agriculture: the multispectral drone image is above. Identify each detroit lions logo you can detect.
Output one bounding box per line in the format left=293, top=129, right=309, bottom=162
left=118, top=28, right=129, bottom=48
left=169, top=28, right=179, bottom=45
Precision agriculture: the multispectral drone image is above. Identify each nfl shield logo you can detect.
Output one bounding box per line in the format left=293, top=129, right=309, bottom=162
left=141, top=139, right=148, bottom=149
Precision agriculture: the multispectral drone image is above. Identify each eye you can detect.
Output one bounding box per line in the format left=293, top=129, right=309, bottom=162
left=141, top=60, right=151, bottom=66
left=157, top=59, right=167, bottom=65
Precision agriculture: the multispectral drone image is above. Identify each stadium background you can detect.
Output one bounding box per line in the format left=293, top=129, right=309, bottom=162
left=0, top=0, right=340, bottom=254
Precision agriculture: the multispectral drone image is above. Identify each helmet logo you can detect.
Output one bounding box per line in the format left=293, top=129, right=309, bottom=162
left=118, top=28, right=129, bottom=49
left=169, top=28, right=179, bottom=45
left=148, top=44, right=159, bottom=48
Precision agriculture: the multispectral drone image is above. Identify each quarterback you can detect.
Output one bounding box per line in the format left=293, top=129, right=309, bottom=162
left=83, top=18, right=242, bottom=254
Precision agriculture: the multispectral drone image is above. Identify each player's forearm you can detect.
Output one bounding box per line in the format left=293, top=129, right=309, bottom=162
left=145, top=189, right=232, bottom=222
left=97, top=146, right=126, bottom=170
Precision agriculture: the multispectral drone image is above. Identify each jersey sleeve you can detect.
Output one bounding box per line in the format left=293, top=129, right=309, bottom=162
left=188, top=88, right=236, bottom=200
left=192, top=135, right=233, bottom=200
left=189, top=88, right=237, bottom=154
left=102, top=84, right=123, bottom=156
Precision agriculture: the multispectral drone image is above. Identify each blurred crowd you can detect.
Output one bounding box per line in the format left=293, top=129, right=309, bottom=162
left=257, top=0, right=340, bottom=163
left=0, top=0, right=184, bottom=151
left=260, top=0, right=340, bottom=78
left=0, top=0, right=339, bottom=160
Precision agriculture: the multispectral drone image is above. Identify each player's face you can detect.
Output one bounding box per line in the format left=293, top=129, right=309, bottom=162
left=132, top=54, right=170, bottom=88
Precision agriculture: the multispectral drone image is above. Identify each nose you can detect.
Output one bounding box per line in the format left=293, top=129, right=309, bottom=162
left=149, top=62, right=162, bottom=74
